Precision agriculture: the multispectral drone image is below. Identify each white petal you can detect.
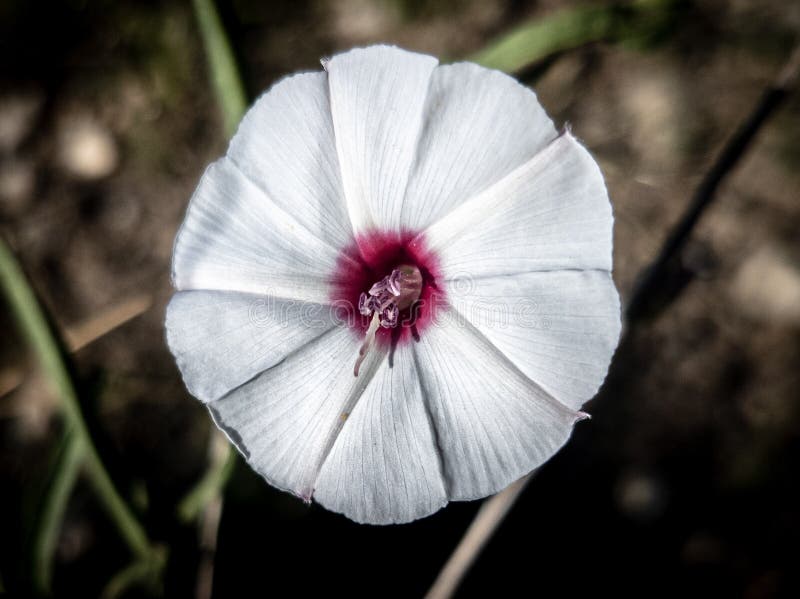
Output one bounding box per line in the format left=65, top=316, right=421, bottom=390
left=449, top=270, right=621, bottom=411
left=402, top=62, right=557, bottom=231
left=326, top=45, right=438, bottom=233
left=172, top=158, right=354, bottom=303
left=314, top=344, right=447, bottom=524
left=227, top=72, right=353, bottom=249
left=412, top=309, right=582, bottom=501
left=166, top=290, right=338, bottom=403
left=423, top=133, right=613, bottom=277
left=207, top=326, right=385, bottom=501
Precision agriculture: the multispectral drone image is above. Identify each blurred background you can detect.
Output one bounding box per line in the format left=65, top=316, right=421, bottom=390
left=1, top=0, right=799, bottom=597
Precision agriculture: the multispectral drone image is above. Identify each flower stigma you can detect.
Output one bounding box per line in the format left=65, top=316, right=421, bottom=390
left=354, top=265, right=422, bottom=376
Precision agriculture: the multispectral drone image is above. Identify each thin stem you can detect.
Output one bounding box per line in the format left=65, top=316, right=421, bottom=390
left=194, top=434, right=228, bottom=599
left=192, top=0, right=248, bottom=136
left=194, top=492, right=224, bottom=599
left=0, top=238, right=154, bottom=564
left=626, top=42, right=800, bottom=321
left=425, top=475, right=533, bottom=599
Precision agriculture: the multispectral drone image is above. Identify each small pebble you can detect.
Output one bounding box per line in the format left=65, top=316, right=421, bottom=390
left=730, top=244, right=800, bottom=325
left=57, top=116, right=118, bottom=180
left=615, top=471, right=667, bottom=521
left=0, top=92, right=43, bottom=152
left=0, top=159, right=36, bottom=213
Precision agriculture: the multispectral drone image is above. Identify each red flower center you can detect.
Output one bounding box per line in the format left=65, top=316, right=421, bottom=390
left=330, top=230, right=445, bottom=356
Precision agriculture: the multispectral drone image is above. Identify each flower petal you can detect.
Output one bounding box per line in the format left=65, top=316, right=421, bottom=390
left=326, top=45, right=438, bottom=233
left=412, top=309, right=582, bottom=501
left=314, top=344, right=447, bottom=524
left=449, top=270, right=621, bottom=411
left=227, top=72, right=353, bottom=249
left=172, top=158, right=351, bottom=303
left=166, top=290, right=338, bottom=403
left=402, top=62, right=557, bottom=230
left=423, top=133, right=613, bottom=277
left=207, top=326, right=385, bottom=502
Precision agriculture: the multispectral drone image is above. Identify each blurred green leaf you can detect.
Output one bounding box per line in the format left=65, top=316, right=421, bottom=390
left=192, top=0, right=248, bottom=136
left=468, top=0, right=685, bottom=74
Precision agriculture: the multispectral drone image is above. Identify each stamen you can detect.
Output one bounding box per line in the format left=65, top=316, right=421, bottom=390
left=380, top=304, right=399, bottom=328
left=358, top=292, right=371, bottom=316
left=354, top=313, right=380, bottom=377
left=353, top=264, right=423, bottom=376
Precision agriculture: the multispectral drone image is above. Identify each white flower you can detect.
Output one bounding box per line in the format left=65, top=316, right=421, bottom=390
left=166, top=45, right=621, bottom=524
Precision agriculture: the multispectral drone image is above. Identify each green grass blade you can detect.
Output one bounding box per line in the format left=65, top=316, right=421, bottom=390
left=177, top=433, right=236, bottom=523
left=192, top=0, right=248, bottom=136
left=32, top=428, right=85, bottom=595
left=100, top=548, right=167, bottom=599
left=468, top=0, right=682, bottom=74
left=0, top=238, right=156, bottom=576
